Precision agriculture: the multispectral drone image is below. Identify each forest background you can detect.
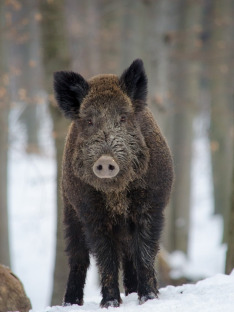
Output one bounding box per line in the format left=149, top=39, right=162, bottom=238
left=0, top=0, right=233, bottom=310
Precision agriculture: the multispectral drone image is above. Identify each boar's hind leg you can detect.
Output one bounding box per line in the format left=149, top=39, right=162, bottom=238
left=63, top=201, right=90, bottom=306
left=122, top=254, right=138, bottom=295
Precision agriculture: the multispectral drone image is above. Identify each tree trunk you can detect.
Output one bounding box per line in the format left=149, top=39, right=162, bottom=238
left=38, top=0, right=71, bottom=305
left=65, top=0, right=101, bottom=76
left=5, top=0, right=42, bottom=154
left=168, top=0, right=203, bottom=254
left=0, top=1, right=10, bottom=267
left=225, top=166, right=234, bottom=274
left=150, top=0, right=182, bottom=253
left=19, top=0, right=42, bottom=154
left=0, top=100, right=10, bottom=267
left=98, top=0, right=123, bottom=74
left=145, top=0, right=178, bottom=130
left=208, top=0, right=234, bottom=241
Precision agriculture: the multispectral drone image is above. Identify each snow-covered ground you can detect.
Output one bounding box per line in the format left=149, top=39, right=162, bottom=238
left=34, top=272, right=234, bottom=312
left=8, top=108, right=228, bottom=310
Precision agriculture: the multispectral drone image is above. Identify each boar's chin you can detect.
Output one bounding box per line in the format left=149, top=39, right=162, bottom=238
left=87, top=175, right=131, bottom=193
left=78, top=170, right=141, bottom=193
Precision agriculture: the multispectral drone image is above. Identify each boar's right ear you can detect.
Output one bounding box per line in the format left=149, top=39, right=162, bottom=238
left=53, top=71, right=89, bottom=119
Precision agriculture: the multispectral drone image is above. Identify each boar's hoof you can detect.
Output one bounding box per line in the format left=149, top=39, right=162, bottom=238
left=62, top=302, right=72, bottom=307
left=63, top=298, right=83, bottom=306
left=100, top=298, right=121, bottom=308
left=139, top=292, right=158, bottom=305
left=93, top=155, right=119, bottom=179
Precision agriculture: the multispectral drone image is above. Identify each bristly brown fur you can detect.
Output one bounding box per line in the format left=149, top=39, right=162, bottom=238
left=53, top=59, right=174, bottom=308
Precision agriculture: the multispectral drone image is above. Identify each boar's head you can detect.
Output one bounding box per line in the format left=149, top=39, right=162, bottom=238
left=54, top=59, right=150, bottom=192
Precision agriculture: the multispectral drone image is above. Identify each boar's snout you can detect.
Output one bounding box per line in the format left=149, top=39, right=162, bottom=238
left=93, top=155, right=120, bottom=179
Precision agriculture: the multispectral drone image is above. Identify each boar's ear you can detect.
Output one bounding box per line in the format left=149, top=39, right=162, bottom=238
left=119, top=59, right=147, bottom=111
left=53, top=71, right=89, bottom=119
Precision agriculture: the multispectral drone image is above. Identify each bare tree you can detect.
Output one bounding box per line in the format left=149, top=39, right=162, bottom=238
left=4, top=0, right=42, bottom=154
left=18, top=0, right=42, bottom=154
left=38, top=0, right=71, bottom=305
left=225, top=167, right=234, bottom=274
left=208, top=0, right=234, bottom=241
left=0, top=1, right=10, bottom=267
left=167, top=0, right=204, bottom=254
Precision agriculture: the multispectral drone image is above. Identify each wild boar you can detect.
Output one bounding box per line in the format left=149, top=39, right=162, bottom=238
left=53, top=59, right=174, bottom=308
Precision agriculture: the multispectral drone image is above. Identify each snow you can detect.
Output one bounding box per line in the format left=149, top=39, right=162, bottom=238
left=32, top=272, right=234, bottom=312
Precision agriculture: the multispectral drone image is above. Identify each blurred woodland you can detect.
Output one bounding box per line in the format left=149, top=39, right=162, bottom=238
left=0, top=0, right=233, bottom=307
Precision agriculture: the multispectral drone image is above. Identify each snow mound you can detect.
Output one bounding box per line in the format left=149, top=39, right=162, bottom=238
left=33, top=272, right=234, bottom=312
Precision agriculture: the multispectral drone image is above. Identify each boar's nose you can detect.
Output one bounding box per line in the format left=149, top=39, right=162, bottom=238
left=93, top=155, right=119, bottom=179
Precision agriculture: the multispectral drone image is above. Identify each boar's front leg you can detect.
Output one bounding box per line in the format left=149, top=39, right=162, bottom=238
left=133, top=222, right=160, bottom=304
left=132, top=192, right=164, bottom=304
left=92, top=233, right=121, bottom=308
left=63, top=199, right=90, bottom=306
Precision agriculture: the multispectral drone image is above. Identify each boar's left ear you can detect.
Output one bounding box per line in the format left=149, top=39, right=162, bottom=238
left=119, top=59, right=147, bottom=111
left=53, top=71, right=89, bottom=119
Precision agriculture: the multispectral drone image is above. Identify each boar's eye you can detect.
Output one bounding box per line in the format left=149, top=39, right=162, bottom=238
left=87, top=119, right=93, bottom=126
left=120, top=115, right=127, bottom=123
